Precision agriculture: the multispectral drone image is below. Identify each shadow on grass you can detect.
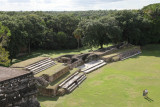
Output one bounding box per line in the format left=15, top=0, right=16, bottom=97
left=12, top=44, right=160, bottom=65
left=128, top=44, right=160, bottom=60
left=11, top=45, right=112, bottom=65
left=12, top=46, right=90, bottom=65
left=144, top=97, right=154, bottom=102
left=38, top=96, right=60, bottom=102
left=140, top=44, right=160, bottom=57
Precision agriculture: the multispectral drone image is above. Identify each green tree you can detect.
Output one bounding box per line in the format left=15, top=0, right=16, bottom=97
left=24, top=14, right=45, bottom=53
left=0, top=22, right=10, bottom=66
left=57, top=31, right=68, bottom=49
left=82, top=20, right=108, bottom=49
left=99, top=16, right=122, bottom=44
left=142, top=3, right=160, bottom=43
left=73, top=28, right=82, bottom=49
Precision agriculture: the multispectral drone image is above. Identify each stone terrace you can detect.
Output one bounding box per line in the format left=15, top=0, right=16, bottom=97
left=0, top=67, right=40, bottom=107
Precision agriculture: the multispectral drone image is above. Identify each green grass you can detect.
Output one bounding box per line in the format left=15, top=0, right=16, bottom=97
left=11, top=57, right=46, bottom=68
left=38, top=44, right=160, bottom=107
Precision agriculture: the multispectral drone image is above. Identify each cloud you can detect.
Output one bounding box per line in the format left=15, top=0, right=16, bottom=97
left=8, top=0, right=30, bottom=3
left=0, top=0, right=159, bottom=11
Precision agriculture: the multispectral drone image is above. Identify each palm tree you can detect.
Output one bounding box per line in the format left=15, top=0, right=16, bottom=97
left=73, top=28, right=82, bottom=49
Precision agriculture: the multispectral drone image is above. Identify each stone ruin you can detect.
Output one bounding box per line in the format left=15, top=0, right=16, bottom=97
left=25, top=58, right=56, bottom=74
left=7, top=42, right=141, bottom=99
left=102, top=46, right=142, bottom=63
left=0, top=67, right=40, bottom=107
left=10, top=56, right=87, bottom=97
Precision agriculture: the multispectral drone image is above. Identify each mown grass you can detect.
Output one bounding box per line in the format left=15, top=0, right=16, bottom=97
left=38, top=44, right=160, bottom=107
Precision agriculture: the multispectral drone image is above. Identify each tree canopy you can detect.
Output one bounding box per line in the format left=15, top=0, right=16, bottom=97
left=0, top=3, right=159, bottom=63
left=0, top=22, right=10, bottom=66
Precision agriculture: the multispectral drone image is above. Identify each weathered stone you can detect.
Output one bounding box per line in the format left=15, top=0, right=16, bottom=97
left=0, top=67, right=40, bottom=107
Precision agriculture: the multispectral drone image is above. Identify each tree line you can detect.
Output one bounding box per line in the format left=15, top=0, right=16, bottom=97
left=0, top=3, right=160, bottom=66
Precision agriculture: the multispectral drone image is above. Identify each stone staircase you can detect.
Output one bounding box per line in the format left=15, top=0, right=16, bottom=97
left=58, top=72, right=86, bottom=93
left=78, top=60, right=107, bottom=73
left=120, top=49, right=141, bottom=60
left=25, top=58, right=56, bottom=74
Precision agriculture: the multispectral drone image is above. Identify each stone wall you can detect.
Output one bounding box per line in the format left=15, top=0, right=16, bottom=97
left=38, top=69, right=81, bottom=97
left=38, top=88, right=55, bottom=97
left=48, top=66, right=69, bottom=82
left=69, top=59, right=84, bottom=69
left=0, top=72, right=40, bottom=107
left=102, top=46, right=141, bottom=63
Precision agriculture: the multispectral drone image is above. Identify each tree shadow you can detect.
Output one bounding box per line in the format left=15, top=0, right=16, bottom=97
left=128, top=44, right=160, bottom=60
left=12, top=46, right=91, bottom=65
left=37, top=96, right=60, bottom=102
left=144, top=97, right=154, bottom=102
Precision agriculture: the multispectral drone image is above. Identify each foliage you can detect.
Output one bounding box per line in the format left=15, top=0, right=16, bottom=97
left=0, top=46, right=10, bottom=66
left=142, top=3, right=160, bottom=43
left=0, top=3, right=159, bottom=61
left=0, top=22, right=10, bottom=66
left=99, top=16, right=122, bottom=44
left=0, top=22, right=11, bottom=46
left=81, top=20, right=108, bottom=48
left=73, top=28, right=83, bottom=49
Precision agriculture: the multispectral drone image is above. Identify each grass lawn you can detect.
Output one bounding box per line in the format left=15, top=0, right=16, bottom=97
left=38, top=44, right=160, bottom=107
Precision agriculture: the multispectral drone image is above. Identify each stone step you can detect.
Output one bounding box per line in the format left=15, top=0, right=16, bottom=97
left=30, top=61, right=55, bottom=72
left=26, top=59, right=51, bottom=70
left=59, top=72, right=79, bottom=87
left=68, top=83, right=77, bottom=92
left=77, top=75, right=86, bottom=83
left=33, top=62, right=54, bottom=72
left=33, top=63, right=55, bottom=74
left=68, top=76, right=86, bottom=92
left=121, top=51, right=141, bottom=61
left=26, top=59, right=53, bottom=70
left=78, top=60, right=104, bottom=72
left=83, top=62, right=106, bottom=73
left=67, top=83, right=76, bottom=91
left=27, top=60, right=53, bottom=70
left=78, top=60, right=104, bottom=71
left=26, top=58, right=50, bottom=69
left=33, top=64, right=55, bottom=74
left=67, top=75, right=86, bottom=91
left=62, top=73, right=84, bottom=89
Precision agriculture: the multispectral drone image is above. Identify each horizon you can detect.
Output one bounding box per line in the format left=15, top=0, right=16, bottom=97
left=0, top=0, right=159, bottom=11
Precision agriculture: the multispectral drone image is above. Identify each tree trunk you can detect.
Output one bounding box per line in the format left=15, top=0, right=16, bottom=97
left=28, top=40, right=31, bottom=54
left=77, top=39, right=79, bottom=49
left=10, top=58, right=12, bottom=65
left=100, top=44, right=103, bottom=49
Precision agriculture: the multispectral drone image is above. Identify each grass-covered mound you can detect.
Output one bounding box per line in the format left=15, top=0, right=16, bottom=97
left=38, top=44, right=160, bottom=107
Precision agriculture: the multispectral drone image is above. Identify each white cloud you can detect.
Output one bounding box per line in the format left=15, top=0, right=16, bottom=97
left=0, top=0, right=159, bottom=11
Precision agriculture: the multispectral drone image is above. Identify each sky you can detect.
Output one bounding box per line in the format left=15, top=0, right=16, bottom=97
left=0, top=0, right=159, bottom=11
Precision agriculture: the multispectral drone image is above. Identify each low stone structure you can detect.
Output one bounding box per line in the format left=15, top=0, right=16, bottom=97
left=7, top=43, right=141, bottom=98
left=37, top=68, right=85, bottom=97
left=102, top=46, right=142, bottom=63
left=78, top=60, right=107, bottom=73
left=0, top=67, right=40, bottom=107
left=36, top=65, right=70, bottom=84
left=25, top=58, right=56, bottom=74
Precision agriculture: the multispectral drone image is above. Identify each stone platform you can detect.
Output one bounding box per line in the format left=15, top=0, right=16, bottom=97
left=0, top=67, right=40, bottom=107
left=78, top=60, right=107, bottom=73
